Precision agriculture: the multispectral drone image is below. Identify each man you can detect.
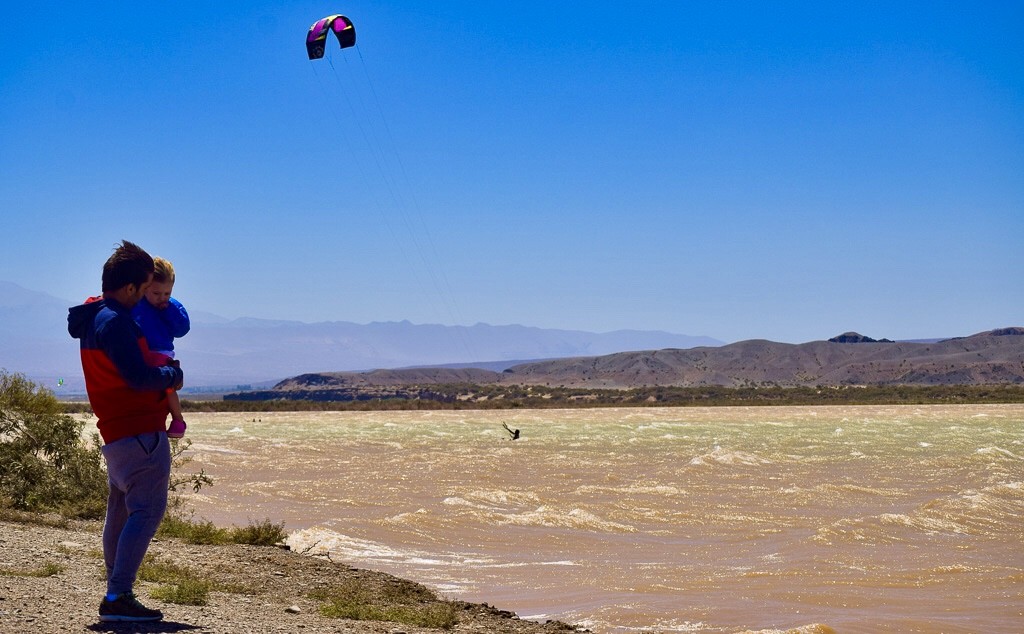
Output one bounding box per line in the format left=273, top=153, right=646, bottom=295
left=68, top=240, right=184, bottom=623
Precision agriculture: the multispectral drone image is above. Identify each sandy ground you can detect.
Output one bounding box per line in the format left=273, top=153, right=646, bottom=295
left=0, top=518, right=582, bottom=634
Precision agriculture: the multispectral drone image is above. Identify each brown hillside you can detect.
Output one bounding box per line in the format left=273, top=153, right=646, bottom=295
left=274, top=328, right=1024, bottom=390
left=502, top=330, right=1024, bottom=387
left=275, top=367, right=502, bottom=390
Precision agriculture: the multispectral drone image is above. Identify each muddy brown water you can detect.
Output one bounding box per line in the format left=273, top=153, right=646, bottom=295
left=165, top=405, right=1024, bottom=633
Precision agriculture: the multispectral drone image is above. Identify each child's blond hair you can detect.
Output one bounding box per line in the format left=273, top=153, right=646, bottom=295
left=152, top=257, right=176, bottom=284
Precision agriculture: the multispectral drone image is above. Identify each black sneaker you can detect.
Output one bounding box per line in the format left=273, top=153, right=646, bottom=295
left=98, top=592, right=163, bottom=622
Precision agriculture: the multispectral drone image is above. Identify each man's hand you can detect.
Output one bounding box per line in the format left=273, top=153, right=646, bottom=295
left=169, top=360, right=184, bottom=391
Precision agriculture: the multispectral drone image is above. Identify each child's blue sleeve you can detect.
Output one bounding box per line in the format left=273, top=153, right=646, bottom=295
left=162, top=297, right=191, bottom=339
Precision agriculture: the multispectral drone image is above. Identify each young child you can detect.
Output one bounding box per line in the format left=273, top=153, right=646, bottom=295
left=132, top=257, right=191, bottom=438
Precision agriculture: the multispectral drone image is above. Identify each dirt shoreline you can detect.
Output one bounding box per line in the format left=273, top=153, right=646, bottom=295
left=0, top=518, right=582, bottom=634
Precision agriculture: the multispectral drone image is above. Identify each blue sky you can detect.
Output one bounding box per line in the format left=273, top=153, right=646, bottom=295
left=2, top=2, right=1021, bottom=343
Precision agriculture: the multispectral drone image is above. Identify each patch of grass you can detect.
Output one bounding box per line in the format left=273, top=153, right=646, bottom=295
left=139, top=556, right=209, bottom=606
left=139, top=554, right=257, bottom=600
left=158, top=514, right=232, bottom=544
left=0, top=508, right=70, bottom=528
left=212, top=581, right=260, bottom=595
left=311, top=580, right=459, bottom=630
left=229, top=518, right=287, bottom=546
left=138, top=555, right=195, bottom=585
left=55, top=543, right=102, bottom=561
left=0, top=561, right=64, bottom=577
left=158, top=514, right=288, bottom=546
left=150, top=578, right=211, bottom=606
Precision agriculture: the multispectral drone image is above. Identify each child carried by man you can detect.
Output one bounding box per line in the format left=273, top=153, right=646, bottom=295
left=132, top=257, right=190, bottom=438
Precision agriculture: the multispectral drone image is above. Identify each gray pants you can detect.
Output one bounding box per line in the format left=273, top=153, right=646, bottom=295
left=101, top=431, right=170, bottom=596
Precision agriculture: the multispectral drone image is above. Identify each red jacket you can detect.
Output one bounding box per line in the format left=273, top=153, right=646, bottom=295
left=67, top=296, right=184, bottom=444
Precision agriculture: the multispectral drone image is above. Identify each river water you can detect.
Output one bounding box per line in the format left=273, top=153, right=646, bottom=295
left=177, top=405, right=1024, bottom=633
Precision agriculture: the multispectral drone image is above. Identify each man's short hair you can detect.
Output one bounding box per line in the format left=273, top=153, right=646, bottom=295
left=152, top=257, right=176, bottom=285
left=102, top=240, right=154, bottom=292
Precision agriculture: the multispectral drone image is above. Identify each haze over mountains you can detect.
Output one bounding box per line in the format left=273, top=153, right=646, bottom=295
left=0, top=281, right=721, bottom=389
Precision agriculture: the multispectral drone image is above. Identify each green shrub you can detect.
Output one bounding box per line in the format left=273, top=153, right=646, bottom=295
left=230, top=518, right=287, bottom=546
left=311, top=580, right=459, bottom=629
left=168, top=437, right=213, bottom=498
left=157, top=514, right=231, bottom=544
left=158, top=514, right=288, bottom=547
left=0, top=372, right=107, bottom=518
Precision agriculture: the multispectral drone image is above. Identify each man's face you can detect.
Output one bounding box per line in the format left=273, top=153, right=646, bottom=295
left=124, top=274, right=153, bottom=308
left=145, top=280, right=174, bottom=310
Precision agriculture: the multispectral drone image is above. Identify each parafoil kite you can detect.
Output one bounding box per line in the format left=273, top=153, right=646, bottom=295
left=306, top=15, right=356, bottom=60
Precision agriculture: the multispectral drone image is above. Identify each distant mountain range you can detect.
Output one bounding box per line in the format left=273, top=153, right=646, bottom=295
left=272, top=327, right=1024, bottom=391
left=0, top=281, right=722, bottom=390
left=7, top=280, right=1017, bottom=394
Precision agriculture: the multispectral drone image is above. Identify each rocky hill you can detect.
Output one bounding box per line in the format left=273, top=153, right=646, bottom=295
left=269, top=328, right=1024, bottom=393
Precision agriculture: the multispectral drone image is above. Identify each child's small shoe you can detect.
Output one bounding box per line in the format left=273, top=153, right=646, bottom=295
left=167, top=419, right=187, bottom=439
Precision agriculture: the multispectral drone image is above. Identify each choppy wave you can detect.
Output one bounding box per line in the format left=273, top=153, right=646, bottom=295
left=499, top=506, right=637, bottom=533
left=452, top=489, right=543, bottom=508
left=187, top=443, right=244, bottom=455
left=690, top=446, right=772, bottom=466
left=816, top=481, right=1024, bottom=544
left=575, top=484, right=686, bottom=497
left=976, top=446, right=1022, bottom=460
left=739, top=626, right=837, bottom=634
left=287, top=526, right=477, bottom=568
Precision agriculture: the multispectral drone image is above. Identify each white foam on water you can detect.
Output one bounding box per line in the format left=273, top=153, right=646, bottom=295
left=472, top=560, right=580, bottom=569
left=498, top=505, right=636, bottom=533
left=383, top=508, right=429, bottom=525
left=576, top=484, right=685, bottom=497
left=406, top=557, right=448, bottom=565
left=287, top=526, right=485, bottom=569
left=188, top=443, right=244, bottom=455
left=571, top=616, right=710, bottom=632
left=976, top=446, right=1021, bottom=460
left=441, top=489, right=543, bottom=515
left=690, top=445, right=771, bottom=466
left=289, top=527, right=426, bottom=561
left=466, top=489, right=542, bottom=507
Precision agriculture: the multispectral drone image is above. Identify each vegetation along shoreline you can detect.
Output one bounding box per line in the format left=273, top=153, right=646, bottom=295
left=55, top=384, right=1024, bottom=414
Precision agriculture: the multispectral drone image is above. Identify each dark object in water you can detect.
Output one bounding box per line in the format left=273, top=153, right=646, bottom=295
left=502, top=422, right=520, bottom=440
